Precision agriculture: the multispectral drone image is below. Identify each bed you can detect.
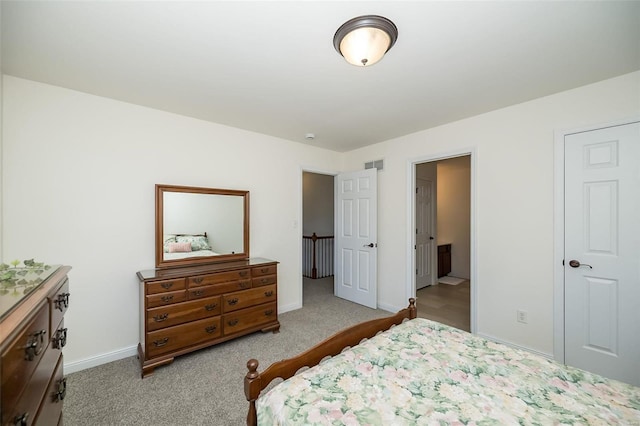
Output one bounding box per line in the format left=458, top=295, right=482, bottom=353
left=162, top=232, right=218, bottom=260
left=244, top=299, right=640, bottom=425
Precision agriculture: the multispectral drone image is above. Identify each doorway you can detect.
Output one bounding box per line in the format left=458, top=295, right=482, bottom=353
left=554, top=119, right=639, bottom=385
left=409, top=152, right=475, bottom=333
left=302, top=171, right=335, bottom=305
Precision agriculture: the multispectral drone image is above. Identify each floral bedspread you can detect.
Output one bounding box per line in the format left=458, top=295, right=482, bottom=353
left=256, top=318, right=640, bottom=425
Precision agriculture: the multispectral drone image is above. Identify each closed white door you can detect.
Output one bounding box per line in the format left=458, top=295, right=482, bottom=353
left=334, top=169, right=377, bottom=309
left=564, top=121, right=640, bottom=386
left=416, top=178, right=435, bottom=289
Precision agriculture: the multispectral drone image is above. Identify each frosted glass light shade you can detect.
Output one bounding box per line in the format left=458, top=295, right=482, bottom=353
left=334, top=15, right=398, bottom=67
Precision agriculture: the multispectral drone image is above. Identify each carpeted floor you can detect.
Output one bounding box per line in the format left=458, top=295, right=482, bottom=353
left=64, top=277, right=389, bottom=425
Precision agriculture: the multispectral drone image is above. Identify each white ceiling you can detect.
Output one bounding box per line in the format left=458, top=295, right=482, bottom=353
left=2, top=1, right=639, bottom=152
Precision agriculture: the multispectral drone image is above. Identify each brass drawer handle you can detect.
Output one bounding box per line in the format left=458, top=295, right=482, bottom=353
left=264, top=309, right=274, bottom=316
left=205, top=325, right=217, bottom=334
left=161, top=295, right=174, bottom=303
left=153, top=313, right=169, bottom=322
left=53, top=328, right=68, bottom=349
left=239, top=281, right=250, bottom=289
left=261, top=268, right=269, bottom=273
left=194, top=277, right=204, bottom=284
left=239, top=271, right=248, bottom=277
left=261, top=278, right=270, bottom=284
left=55, top=377, right=67, bottom=402
left=264, top=291, right=274, bottom=297
left=205, top=303, right=218, bottom=311
left=160, top=282, right=174, bottom=290
left=192, top=290, right=204, bottom=297
left=24, top=329, right=46, bottom=361
left=227, top=319, right=239, bottom=326
left=153, top=337, right=169, bottom=347
left=227, top=298, right=239, bottom=306
left=54, top=292, right=71, bottom=311
left=13, top=413, right=29, bottom=426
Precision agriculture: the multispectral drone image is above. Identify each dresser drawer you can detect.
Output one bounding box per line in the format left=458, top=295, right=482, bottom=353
left=189, top=279, right=251, bottom=298
left=147, top=278, right=186, bottom=294
left=188, top=269, right=250, bottom=287
left=146, top=316, right=222, bottom=358
left=223, top=302, right=277, bottom=335
left=252, top=265, right=277, bottom=277
left=34, top=354, right=65, bottom=425
left=222, top=285, right=277, bottom=313
left=1, top=301, right=49, bottom=415
left=147, top=296, right=221, bottom=331
left=50, top=279, right=70, bottom=332
left=252, top=275, right=277, bottom=288
left=147, top=289, right=187, bottom=308
left=4, top=347, right=62, bottom=426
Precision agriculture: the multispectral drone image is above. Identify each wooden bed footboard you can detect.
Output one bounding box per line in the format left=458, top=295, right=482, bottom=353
left=244, top=298, right=417, bottom=425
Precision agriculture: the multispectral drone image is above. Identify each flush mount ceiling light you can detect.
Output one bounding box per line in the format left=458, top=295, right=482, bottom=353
left=333, top=15, right=398, bottom=67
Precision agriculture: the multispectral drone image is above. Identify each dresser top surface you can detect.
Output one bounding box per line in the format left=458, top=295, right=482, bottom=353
left=137, top=257, right=278, bottom=281
left=0, top=264, right=63, bottom=320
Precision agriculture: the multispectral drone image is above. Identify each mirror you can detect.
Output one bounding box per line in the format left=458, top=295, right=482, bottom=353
left=156, top=184, right=249, bottom=268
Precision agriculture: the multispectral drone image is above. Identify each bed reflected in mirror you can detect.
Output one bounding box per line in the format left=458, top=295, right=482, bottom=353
left=156, top=184, right=249, bottom=268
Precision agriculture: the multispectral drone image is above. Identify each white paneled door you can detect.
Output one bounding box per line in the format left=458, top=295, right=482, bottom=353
left=335, top=169, right=377, bottom=309
left=416, top=178, right=435, bottom=289
left=564, top=121, right=640, bottom=386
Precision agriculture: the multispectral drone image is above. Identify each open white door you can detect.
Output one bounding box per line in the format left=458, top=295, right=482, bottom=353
left=334, top=169, right=377, bottom=308
left=564, top=121, right=640, bottom=386
left=416, top=178, right=436, bottom=289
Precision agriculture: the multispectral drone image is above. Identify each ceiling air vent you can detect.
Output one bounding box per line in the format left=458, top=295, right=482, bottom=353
left=364, top=159, right=384, bottom=171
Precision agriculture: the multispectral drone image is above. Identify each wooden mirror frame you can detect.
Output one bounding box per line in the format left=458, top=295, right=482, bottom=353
left=155, top=184, right=250, bottom=269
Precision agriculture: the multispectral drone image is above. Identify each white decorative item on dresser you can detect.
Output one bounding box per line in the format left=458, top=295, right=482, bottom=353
left=0, top=265, right=72, bottom=425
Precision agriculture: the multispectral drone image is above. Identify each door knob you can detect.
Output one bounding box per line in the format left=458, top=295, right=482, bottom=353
left=429, top=236, right=434, bottom=240
left=363, top=243, right=376, bottom=248
left=569, top=260, right=593, bottom=269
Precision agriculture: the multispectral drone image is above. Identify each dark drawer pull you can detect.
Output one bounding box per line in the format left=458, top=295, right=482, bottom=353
left=261, top=268, right=270, bottom=273
left=54, top=377, right=67, bottom=402
left=161, top=295, right=174, bottom=303
left=54, top=292, right=71, bottom=311
left=264, top=291, right=274, bottom=297
left=227, top=319, right=239, bottom=326
left=160, top=282, right=173, bottom=290
left=153, top=338, right=169, bottom=347
left=265, top=309, right=274, bottom=316
left=53, top=328, right=68, bottom=349
left=205, top=303, right=218, bottom=311
left=153, top=313, right=169, bottom=322
left=194, top=277, right=204, bottom=284
left=227, top=298, right=239, bottom=306
left=13, top=413, right=28, bottom=426
left=239, top=271, right=248, bottom=277
left=24, top=329, right=46, bottom=361
left=192, top=290, right=204, bottom=297
left=205, top=325, right=217, bottom=334
left=239, top=281, right=250, bottom=289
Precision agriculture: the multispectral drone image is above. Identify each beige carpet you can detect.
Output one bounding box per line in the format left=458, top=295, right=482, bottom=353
left=64, top=277, right=389, bottom=425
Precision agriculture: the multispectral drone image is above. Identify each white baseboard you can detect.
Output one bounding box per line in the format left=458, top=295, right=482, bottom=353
left=475, top=332, right=553, bottom=360
left=377, top=302, right=401, bottom=314
left=64, top=345, right=138, bottom=374
left=279, top=301, right=302, bottom=314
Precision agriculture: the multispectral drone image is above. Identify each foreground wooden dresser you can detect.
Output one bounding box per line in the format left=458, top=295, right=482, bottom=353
left=1, top=266, right=71, bottom=426
left=137, top=258, right=278, bottom=378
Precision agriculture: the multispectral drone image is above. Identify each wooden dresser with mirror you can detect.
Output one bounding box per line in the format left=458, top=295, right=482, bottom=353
left=137, top=185, right=279, bottom=378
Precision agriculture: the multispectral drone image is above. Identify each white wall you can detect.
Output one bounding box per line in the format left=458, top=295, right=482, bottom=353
left=2, top=76, right=342, bottom=367
left=342, top=71, right=640, bottom=355
left=437, top=156, right=471, bottom=279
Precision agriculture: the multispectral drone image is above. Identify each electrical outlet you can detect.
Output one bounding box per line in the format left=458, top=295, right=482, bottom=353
left=517, top=310, right=528, bottom=324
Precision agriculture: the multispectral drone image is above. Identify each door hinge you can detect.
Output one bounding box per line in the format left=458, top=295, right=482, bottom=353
left=562, top=259, right=565, bottom=266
